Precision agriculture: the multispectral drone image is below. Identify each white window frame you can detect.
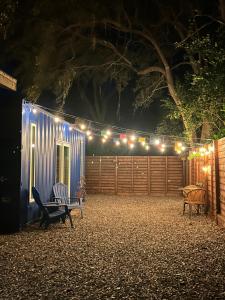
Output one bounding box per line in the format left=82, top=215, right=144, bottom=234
left=56, top=142, right=71, bottom=195
left=29, top=123, right=36, bottom=202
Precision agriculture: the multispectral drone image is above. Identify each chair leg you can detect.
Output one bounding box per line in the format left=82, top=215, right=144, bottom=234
left=80, top=208, right=83, bottom=219
left=68, top=211, right=74, bottom=228
left=44, top=220, right=49, bottom=229
left=39, top=218, right=45, bottom=227
left=189, top=204, right=192, bottom=218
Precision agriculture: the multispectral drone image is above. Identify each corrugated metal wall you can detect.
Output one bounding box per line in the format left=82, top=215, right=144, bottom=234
left=21, top=102, right=85, bottom=224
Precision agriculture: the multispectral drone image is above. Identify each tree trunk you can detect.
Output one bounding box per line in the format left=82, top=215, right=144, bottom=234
left=165, top=66, right=196, bottom=143
left=201, top=121, right=212, bottom=142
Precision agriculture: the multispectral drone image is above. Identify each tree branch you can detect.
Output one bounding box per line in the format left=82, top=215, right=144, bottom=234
left=138, top=66, right=166, bottom=76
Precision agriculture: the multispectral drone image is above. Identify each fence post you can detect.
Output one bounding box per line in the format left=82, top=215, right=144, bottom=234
left=214, top=140, right=221, bottom=215
left=99, top=156, right=101, bottom=194
left=148, top=156, right=151, bottom=195
left=115, top=156, right=118, bottom=195
left=165, top=156, right=168, bottom=195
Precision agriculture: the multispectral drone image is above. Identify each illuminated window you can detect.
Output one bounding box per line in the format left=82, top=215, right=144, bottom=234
left=56, top=143, right=71, bottom=194
left=29, top=123, right=36, bottom=202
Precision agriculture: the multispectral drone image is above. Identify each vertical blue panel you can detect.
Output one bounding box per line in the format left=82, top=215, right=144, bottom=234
left=20, top=101, right=85, bottom=224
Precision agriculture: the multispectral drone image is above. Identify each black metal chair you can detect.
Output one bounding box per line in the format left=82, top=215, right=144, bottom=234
left=32, top=187, right=73, bottom=229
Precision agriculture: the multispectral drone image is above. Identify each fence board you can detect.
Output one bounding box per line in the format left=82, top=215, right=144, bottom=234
left=86, top=156, right=183, bottom=196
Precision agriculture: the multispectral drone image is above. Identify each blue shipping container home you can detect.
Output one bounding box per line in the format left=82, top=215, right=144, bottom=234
left=0, top=99, right=85, bottom=233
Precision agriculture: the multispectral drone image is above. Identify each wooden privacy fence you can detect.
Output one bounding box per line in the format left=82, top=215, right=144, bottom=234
left=86, top=156, right=185, bottom=196
left=189, top=137, right=225, bottom=227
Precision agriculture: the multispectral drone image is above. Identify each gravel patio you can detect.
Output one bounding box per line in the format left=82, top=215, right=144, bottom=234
left=1, top=195, right=225, bottom=300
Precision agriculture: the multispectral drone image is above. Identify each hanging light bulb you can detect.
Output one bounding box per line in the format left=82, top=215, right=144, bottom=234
left=32, top=108, right=37, bottom=114
left=145, top=145, right=150, bottom=151
left=141, top=141, right=145, bottom=147
left=115, top=140, right=120, bottom=146
left=177, top=142, right=182, bottom=147
left=102, top=137, right=106, bottom=143
left=106, top=129, right=111, bottom=136
left=86, top=130, right=91, bottom=136
left=208, top=145, right=214, bottom=152
left=154, top=139, right=160, bottom=145
left=88, top=135, right=93, bottom=141
left=199, top=147, right=206, bottom=153
left=122, top=137, right=128, bottom=144
left=181, top=146, right=186, bottom=151
left=161, top=143, right=166, bottom=148
left=69, top=126, right=73, bottom=131
left=80, top=123, right=86, bottom=130
left=129, top=143, right=135, bottom=149
left=160, top=147, right=165, bottom=153
left=54, top=117, right=60, bottom=123
left=130, top=135, right=136, bottom=141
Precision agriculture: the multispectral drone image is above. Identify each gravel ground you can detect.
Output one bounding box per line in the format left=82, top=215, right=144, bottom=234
left=1, top=195, right=225, bottom=300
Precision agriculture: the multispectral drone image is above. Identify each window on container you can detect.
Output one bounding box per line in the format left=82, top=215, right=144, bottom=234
left=29, top=123, right=36, bottom=202
left=56, top=143, right=71, bottom=194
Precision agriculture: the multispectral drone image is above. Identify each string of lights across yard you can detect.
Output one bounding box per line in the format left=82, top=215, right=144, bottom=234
left=28, top=101, right=214, bottom=156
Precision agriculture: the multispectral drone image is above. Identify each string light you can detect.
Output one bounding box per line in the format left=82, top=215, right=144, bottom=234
left=130, top=135, right=136, bottom=141
left=69, top=126, right=73, bottom=131
left=88, top=135, right=93, bottom=141
left=202, top=165, right=210, bottom=173
left=32, top=108, right=37, bottom=114
left=80, top=123, right=86, bottom=130
left=106, top=129, right=111, bottom=136
left=28, top=103, right=213, bottom=155
left=129, top=143, right=135, bottom=149
left=115, top=140, right=120, bottom=146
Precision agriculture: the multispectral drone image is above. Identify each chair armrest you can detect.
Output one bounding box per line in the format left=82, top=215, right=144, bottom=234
left=69, top=197, right=83, bottom=205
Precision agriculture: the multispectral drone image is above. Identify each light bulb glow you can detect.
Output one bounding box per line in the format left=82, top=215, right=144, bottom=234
left=88, top=135, right=93, bottom=141
left=86, top=130, right=91, bottom=136
left=69, top=126, right=73, bottom=131
left=80, top=124, right=86, bottom=130
left=102, top=138, right=106, bottom=143
left=106, top=130, right=111, bottom=136
left=141, top=141, right=145, bottom=146
left=130, top=135, right=136, bottom=141
left=154, top=139, right=160, bottom=145
left=54, top=117, right=60, bottom=123
left=122, top=138, right=128, bottom=144
left=32, top=108, right=37, bottom=114
left=145, top=145, right=150, bottom=150
left=115, top=140, right=120, bottom=146
left=129, top=143, right=134, bottom=149
left=208, top=145, right=214, bottom=152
